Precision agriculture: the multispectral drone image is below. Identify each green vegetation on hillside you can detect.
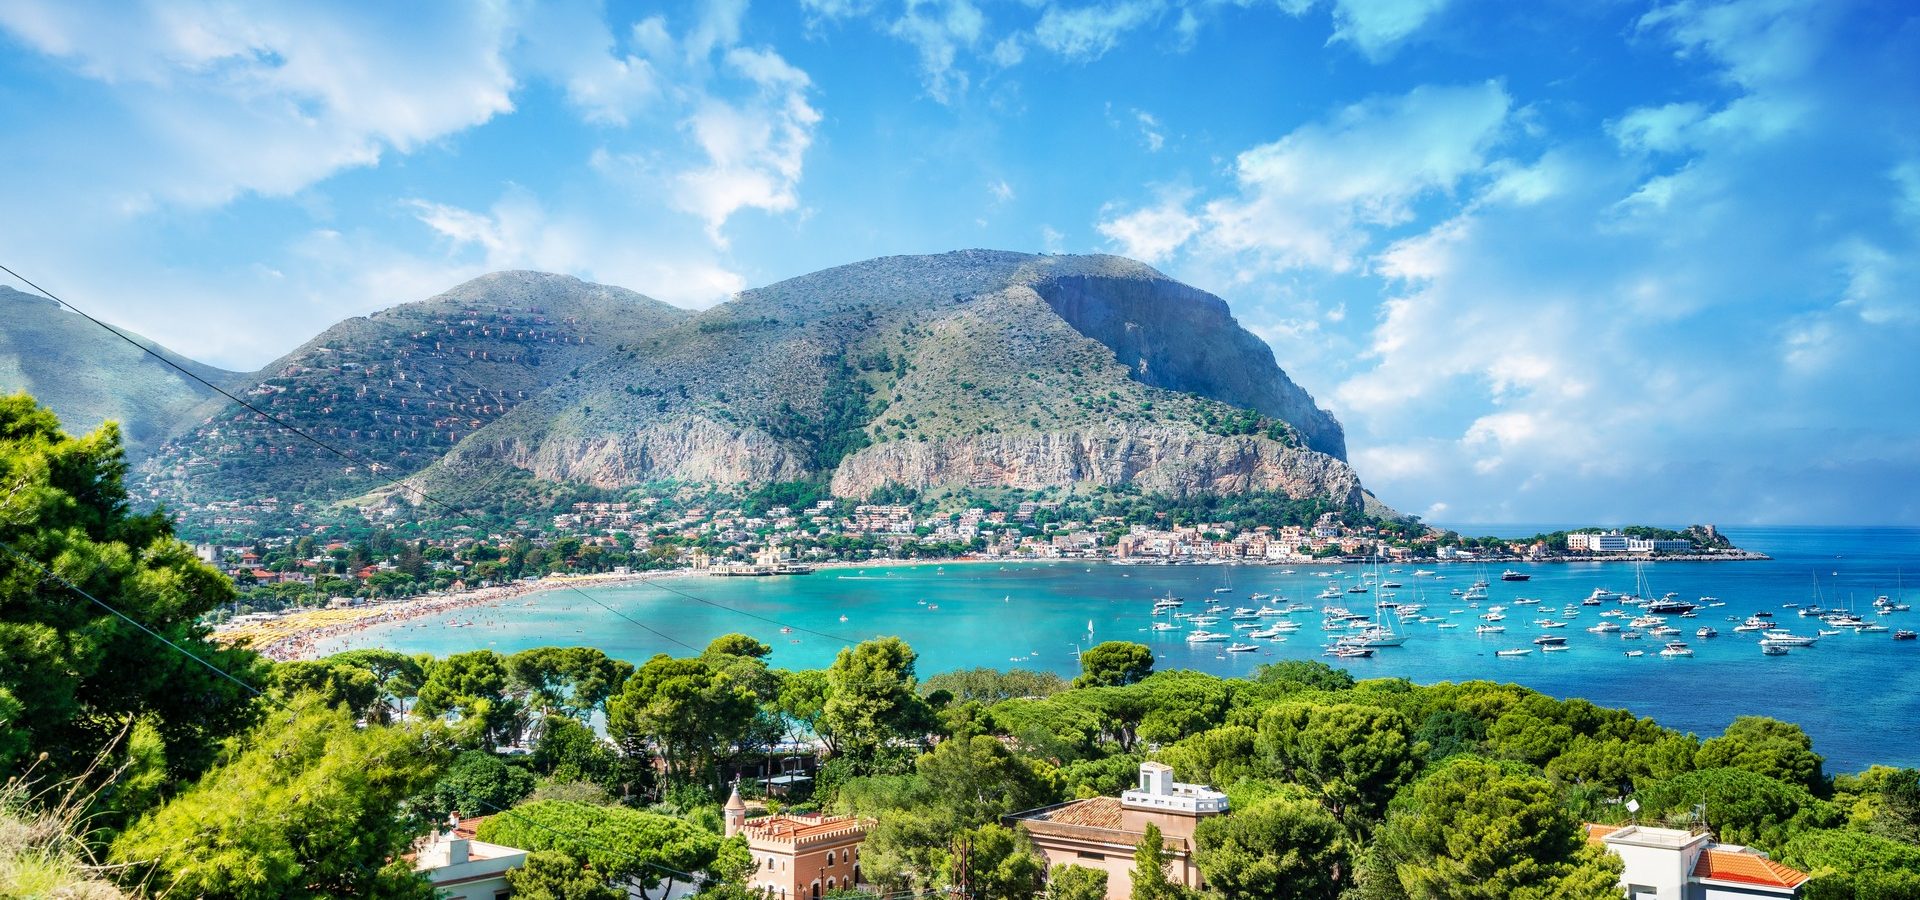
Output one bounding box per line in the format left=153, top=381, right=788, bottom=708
left=5, top=395, right=1910, bottom=899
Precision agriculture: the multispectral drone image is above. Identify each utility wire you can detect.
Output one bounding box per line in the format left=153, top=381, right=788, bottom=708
left=0, top=267, right=871, bottom=654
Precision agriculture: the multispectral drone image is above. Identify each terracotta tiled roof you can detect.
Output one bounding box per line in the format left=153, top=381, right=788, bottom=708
left=451, top=815, right=490, bottom=840
left=1584, top=823, right=1624, bottom=845
left=1033, top=797, right=1123, bottom=830
left=740, top=814, right=868, bottom=845
left=1693, top=849, right=1811, bottom=889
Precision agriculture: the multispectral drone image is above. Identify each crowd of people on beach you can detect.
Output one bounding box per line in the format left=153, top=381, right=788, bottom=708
left=231, top=574, right=658, bottom=661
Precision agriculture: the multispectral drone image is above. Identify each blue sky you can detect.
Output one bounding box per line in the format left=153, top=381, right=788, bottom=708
left=1, top=0, right=1916, bottom=525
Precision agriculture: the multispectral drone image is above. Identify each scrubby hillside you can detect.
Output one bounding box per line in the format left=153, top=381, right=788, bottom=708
left=401, top=252, right=1366, bottom=509
left=136, top=271, right=691, bottom=509
left=0, top=286, right=244, bottom=457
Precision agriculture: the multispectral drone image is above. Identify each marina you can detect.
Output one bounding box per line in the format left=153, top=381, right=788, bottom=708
left=313, top=525, right=1920, bottom=772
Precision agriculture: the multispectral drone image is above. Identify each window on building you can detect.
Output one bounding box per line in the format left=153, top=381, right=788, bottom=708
left=1627, top=885, right=1658, bottom=899
left=828, top=878, right=837, bottom=891
left=1078, top=852, right=1105, bottom=861
left=495, top=891, right=512, bottom=900
left=827, top=851, right=836, bottom=867
left=812, top=882, right=821, bottom=900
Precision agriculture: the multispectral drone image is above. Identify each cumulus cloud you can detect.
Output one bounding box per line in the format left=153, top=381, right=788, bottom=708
left=0, top=0, right=518, bottom=209
left=1096, top=190, right=1201, bottom=263
left=1097, top=81, right=1510, bottom=273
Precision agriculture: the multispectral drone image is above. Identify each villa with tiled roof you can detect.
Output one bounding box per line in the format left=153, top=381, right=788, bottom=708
left=1585, top=823, right=1812, bottom=898
left=724, top=785, right=871, bottom=900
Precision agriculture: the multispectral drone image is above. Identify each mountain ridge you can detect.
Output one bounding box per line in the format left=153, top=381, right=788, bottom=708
left=389, top=250, right=1369, bottom=513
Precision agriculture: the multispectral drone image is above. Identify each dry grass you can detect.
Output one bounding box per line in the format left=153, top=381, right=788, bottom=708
left=0, top=755, right=135, bottom=899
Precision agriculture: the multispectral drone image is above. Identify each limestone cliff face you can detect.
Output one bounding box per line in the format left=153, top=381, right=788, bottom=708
left=829, top=425, right=1364, bottom=504
left=483, top=416, right=812, bottom=488
left=1028, top=271, right=1347, bottom=460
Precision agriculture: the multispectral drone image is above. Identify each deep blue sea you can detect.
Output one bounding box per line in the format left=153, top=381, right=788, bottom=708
left=317, top=526, right=1920, bottom=772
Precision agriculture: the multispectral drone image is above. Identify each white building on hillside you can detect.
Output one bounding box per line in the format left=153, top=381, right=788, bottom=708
left=1586, top=824, right=1811, bottom=899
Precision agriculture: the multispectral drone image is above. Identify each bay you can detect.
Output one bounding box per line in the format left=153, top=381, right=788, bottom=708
left=316, top=525, right=1919, bottom=772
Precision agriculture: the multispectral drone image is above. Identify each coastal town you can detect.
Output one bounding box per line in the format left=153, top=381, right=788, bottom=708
left=191, top=490, right=1756, bottom=610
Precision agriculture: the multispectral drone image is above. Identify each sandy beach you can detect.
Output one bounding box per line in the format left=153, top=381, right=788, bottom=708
left=212, top=557, right=994, bottom=661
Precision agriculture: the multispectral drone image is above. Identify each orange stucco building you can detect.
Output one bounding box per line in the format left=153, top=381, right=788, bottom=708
left=725, top=786, right=872, bottom=900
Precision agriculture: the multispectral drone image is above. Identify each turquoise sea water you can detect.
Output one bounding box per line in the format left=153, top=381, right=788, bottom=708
left=317, top=526, right=1920, bottom=772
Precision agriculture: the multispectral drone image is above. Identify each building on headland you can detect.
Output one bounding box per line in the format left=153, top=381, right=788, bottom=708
left=1005, top=762, right=1228, bottom=900
left=412, top=815, right=528, bottom=900
left=1586, top=823, right=1811, bottom=899
left=725, top=785, right=871, bottom=900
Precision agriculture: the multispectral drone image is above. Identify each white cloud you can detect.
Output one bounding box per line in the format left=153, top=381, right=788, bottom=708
left=669, top=48, right=821, bottom=242
left=1326, top=0, right=1451, bottom=60
left=888, top=0, right=986, bottom=103
left=1031, top=0, right=1165, bottom=61
left=989, top=179, right=1016, bottom=204
left=0, top=1, right=518, bottom=209
left=407, top=190, right=747, bottom=309
left=1096, top=190, right=1201, bottom=263
left=1040, top=225, right=1066, bottom=253
left=1135, top=110, right=1166, bottom=151
left=1182, top=81, right=1511, bottom=273
left=1276, top=0, right=1452, bottom=61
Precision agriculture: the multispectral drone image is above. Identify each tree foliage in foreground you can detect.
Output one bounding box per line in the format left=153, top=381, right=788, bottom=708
left=0, top=394, right=262, bottom=788
left=474, top=799, right=743, bottom=899
left=111, top=694, right=450, bottom=900
left=1366, top=757, right=1621, bottom=900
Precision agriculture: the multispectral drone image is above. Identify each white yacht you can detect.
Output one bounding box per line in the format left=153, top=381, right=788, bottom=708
left=1186, top=630, right=1227, bottom=643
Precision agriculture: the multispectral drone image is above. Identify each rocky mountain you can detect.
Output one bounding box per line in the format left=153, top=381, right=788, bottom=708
left=0, top=286, right=245, bottom=457
left=395, top=251, right=1373, bottom=512
left=136, top=272, right=692, bottom=508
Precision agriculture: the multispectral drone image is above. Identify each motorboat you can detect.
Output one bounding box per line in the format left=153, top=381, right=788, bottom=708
left=1225, top=643, right=1258, bottom=653
left=1734, top=617, right=1774, bottom=632
left=1532, top=635, right=1568, bottom=646
left=1186, top=630, right=1227, bottom=643
left=1539, top=620, right=1569, bottom=629
left=1624, top=649, right=1645, bottom=657
left=1475, top=624, right=1506, bottom=635
left=1541, top=644, right=1571, bottom=652
left=1761, top=631, right=1817, bottom=647
left=1495, top=648, right=1532, bottom=657
left=1230, top=608, right=1260, bottom=620
left=1248, top=627, right=1283, bottom=639
left=1502, top=570, right=1532, bottom=581
left=1660, top=641, right=1694, bottom=657
left=1153, top=596, right=1184, bottom=610
left=1895, top=630, right=1917, bottom=641
left=1695, top=626, right=1718, bottom=638
left=1761, top=643, right=1789, bottom=656
left=1588, top=622, right=1622, bottom=633
left=1151, top=622, right=1177, bottom=631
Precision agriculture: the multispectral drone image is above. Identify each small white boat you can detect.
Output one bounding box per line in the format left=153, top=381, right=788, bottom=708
left=1151, top=622, right=1177, bottom=631
left=1225, top=643, right=1258, bottom=653
left=1186, top=630, right=1227, bottom=643
left=1476, top=625, right=1506, bottom=635
left=1624, top=649, right=1645, bottom=657
left=1762, top=643, right=1789, bottom=656
left=1495, top=648, right=1532, bottom=657
left=1660, top=641, right=1693, bottom=657
left=1541, top=644, right=1571, bottom=652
